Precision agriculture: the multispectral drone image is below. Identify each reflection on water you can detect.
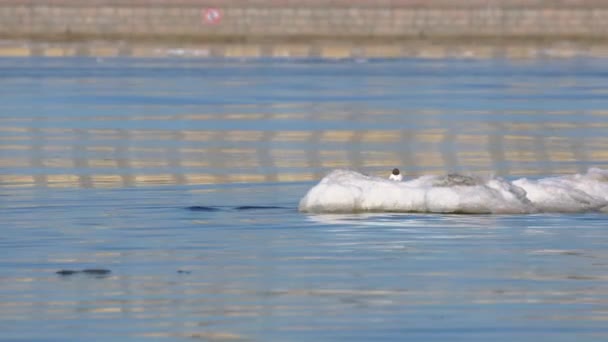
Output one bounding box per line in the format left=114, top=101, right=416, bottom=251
left=1, top=58, right=608, bottom=188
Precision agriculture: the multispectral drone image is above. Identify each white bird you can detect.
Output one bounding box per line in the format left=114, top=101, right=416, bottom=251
left=389, top=168, right=403, bottom=181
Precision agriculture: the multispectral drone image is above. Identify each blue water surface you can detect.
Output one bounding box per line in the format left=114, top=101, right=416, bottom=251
left=1, top=57, right=608, bottom=341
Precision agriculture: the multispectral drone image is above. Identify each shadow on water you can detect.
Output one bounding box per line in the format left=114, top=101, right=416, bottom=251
left=56, top=269, right=112, bottom=277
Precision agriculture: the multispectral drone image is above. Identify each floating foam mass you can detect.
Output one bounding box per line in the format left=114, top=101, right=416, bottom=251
left=298, top=168, right=608, bottom=214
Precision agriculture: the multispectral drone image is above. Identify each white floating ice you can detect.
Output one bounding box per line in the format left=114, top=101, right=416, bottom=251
left=298, top=168, right=608, bottom=214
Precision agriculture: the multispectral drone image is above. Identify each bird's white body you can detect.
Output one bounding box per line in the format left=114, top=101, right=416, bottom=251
left=389, top=173, right=403, bottom=181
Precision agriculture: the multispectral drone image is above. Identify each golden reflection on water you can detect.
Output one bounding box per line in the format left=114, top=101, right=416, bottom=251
left=1, top=111, right=607, bottom=188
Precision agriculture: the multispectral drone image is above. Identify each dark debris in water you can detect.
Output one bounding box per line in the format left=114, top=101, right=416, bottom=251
left=56, top=269, right=111, bottom=276
left=187, top=206, right=223, bottom=212
left=234, top=205, right=288, bottom=210
left=56, top=270, right=79, bottom=276
left=177, top=269, right=192, bottom=274
left=187, top=205, right=290, bottom=212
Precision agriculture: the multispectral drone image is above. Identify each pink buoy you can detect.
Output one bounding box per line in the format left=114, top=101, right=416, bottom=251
left=202, top=8, right=222, bottom=25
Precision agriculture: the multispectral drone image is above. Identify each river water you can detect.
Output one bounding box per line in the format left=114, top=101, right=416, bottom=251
left=1, top=57, right=608, bottom=341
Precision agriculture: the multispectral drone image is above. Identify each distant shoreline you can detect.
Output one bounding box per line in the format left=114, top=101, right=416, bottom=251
left=1, top=0, right=608, bottom=53
left=1, top=39, right=607, bottom=59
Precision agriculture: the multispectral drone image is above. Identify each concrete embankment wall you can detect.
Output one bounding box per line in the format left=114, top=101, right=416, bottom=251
left=1, top=0, right=608, bottom=58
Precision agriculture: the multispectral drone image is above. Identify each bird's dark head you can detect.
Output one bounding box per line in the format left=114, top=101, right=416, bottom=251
left=392, top=168, right=400, bottom=175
